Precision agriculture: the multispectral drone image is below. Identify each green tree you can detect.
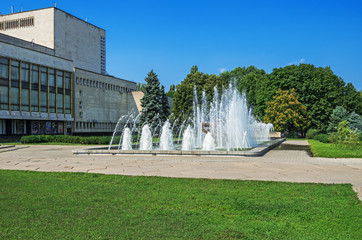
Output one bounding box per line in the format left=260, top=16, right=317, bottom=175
left=166, top=84, right=176, bottom=98
left=139, top=70, right=162, bottom=131
left=348, top=111, right=362, bottom=133
left=172, top=66, right=226, bottom=122
left=263, top=89, right=311, bottom=135
left=267, top=64, right=347, bottom=131
left=327, top=106, right=349, bottom=132
left=342, top=83, right=362, bottom=115
left=160, top=85, right=170, bottom=121
left=220, top=66, right=269, bottom=120
left=136, top=82, right=146, bottom=92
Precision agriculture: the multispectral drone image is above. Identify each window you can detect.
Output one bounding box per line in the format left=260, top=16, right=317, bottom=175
left=65, top=95, right=71, bottom=114
left=49, top=69, right=55, bottom=87
left=40, top=91, right=47, bottom=112
left=10, top=87, right=19, bottom=110
left=49, top=92, right=55, bottom=113
left=31, top=65, right=39, bottom=84
left=57, top=71, right=63, bottom=88
left=79, top=101, right=83, bottom=109
left=21, top=63, right=29, bottom=82
left=40, top=67, right=47, bottom=85
left=11, top=60, right=20, bottom=81
left=0, top=86, right=8, bottom=110
left=21, top=88, right=29, bottom=111
left=0, top=57, right=9, bottom=79
left=0, top=17, right=34, bottom=31
left=31, top=89, right=38, bottom=112
left=79, top=111, right=83, bottom=118
left=57, top=93, right=63, bottom=113
left=65, top=72, right=71, bottom=89
left=79, top=90, right=83, bottom=96
left=100, top=36, right=106, bottom=74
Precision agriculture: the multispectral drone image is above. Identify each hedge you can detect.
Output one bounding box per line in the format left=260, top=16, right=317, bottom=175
left=313, top=134, right=330, bottom=143
left=20, top=135, right=120, bottom=145
left=306, top=129, right=320, bottom=139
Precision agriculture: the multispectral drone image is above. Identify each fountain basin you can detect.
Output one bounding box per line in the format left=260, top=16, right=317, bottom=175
left=73, top=138, right=285, bottom=157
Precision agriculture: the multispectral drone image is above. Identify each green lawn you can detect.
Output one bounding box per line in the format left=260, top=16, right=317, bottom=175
left=1, top=170, right=361, bottom=239
left=308, top=140, right=362, bottom=158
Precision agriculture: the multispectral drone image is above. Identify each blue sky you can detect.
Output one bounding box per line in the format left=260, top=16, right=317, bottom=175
left=1, top=0, right=362, bottom=91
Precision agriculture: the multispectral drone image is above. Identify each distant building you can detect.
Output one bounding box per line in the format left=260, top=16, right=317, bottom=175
left=0, top=7, right=137, bottom=136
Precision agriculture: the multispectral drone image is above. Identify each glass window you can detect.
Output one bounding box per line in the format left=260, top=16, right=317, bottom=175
left=21, top=89, right=29, bottom=111
left=31, top=65, right=39, bottom=83
left=0, top=86, right=9, bottom=110
left=41, top=91, right=47, bottom=112
left=11, top=87, right=19, bottom=110
left=49, top=92, right=55, bottom=113
left=41, top=67, right=47, bottom=85
left=65, top=72, right=71, bottom=89
left=49, top=69, right=55, bottom=87
left=11, top=60, right=20, bottom=81
left=0, top=58, right=9, bottom=79
left=57, top=93, right=63, bottom=113
left=31, top=90, right=38, bottom=112
left=57, top=71, right=63, bottom=88
left=21, top=63, right=29, bottom=82
left=65, top=95, right=71, bottom=114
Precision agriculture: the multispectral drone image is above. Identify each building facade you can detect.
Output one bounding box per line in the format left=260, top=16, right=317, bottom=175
left=0, top=7, right=137, bottom=136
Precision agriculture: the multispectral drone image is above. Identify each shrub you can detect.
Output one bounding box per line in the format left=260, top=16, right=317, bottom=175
left=306, top=129, right=320, bottom=139
left=20, top=135, right=114, bottom=145
left=313, top=134, right=330, bottom=143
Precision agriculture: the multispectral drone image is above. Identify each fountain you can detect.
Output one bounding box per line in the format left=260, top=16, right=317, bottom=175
left=139, top=124, right=152, bottom=150
left=121, top=128, right=132, bottom=150
left=181, top=125, right=194, bottom=151
left=159, top=120, right=174, bottom=150
left=89, top=84, right=283, bottom=157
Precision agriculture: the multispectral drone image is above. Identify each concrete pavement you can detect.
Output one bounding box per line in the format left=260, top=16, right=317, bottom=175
left=1, top=140, right=361, bottom=200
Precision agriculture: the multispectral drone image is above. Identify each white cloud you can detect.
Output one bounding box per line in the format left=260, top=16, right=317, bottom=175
left=287, top=58, right=306, bottom=66
left=218, top=68, right=227, bottom=73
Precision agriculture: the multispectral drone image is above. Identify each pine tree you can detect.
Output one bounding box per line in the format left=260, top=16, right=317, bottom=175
left=160, top=85, right=170, bottom=121
left=348, top=111, right=362, bottom=133
left=139, top=70, right=162, bottom=131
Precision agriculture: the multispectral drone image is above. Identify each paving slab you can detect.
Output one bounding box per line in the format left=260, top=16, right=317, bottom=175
left=0, top=141, right=361, bottom=200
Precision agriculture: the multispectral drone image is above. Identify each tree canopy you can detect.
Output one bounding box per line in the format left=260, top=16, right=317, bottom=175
left=263, top=88, right=311, bottom=134
left=167, top=63, right=361, bottom=134
left=172, top=66, right=227, bottom=121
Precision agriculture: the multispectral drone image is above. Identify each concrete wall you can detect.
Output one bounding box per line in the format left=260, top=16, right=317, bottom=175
left=0, top=8, right=106, bottom=74
left=0, top=8, right=55, bottom=49
left=0, top=39, right=73, bottom=72
left=54, top=9, right=105, bottom=74
left=73, top=68, right=137, bottom=133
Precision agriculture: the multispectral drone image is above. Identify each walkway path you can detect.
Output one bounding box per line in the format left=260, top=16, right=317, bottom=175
left=1, top=140, right=361, bottom=200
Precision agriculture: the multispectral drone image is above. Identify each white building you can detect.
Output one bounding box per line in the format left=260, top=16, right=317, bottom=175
left=0, top=7, right=137, bottom=136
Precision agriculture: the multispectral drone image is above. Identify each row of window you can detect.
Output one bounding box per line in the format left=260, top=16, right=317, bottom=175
left=100, top=36, right=106, bottom=74
left=0, top=57, right=71, bottom=114
left=75, top=76, right=133, bottom=93
left=0, top=17, right=34, bottom=31
left=75, top=121, right=116, bottom=130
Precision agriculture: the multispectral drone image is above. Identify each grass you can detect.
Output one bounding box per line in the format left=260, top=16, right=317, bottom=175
left=1, top=170, right=361, bottom=239
left=308, top=140, right=362, bottom=158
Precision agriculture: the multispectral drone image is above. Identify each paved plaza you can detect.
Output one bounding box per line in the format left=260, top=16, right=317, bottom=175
left=1, top=140, right=361, bottom=200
